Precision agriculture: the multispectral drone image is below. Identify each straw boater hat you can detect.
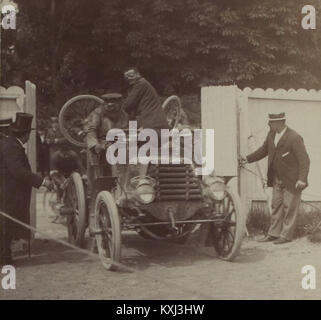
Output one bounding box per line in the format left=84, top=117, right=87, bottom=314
left=268, top=112, right=286, bottom=122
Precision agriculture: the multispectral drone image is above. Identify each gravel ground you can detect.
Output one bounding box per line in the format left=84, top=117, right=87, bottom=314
left=1, top=191, right=321, bottom=300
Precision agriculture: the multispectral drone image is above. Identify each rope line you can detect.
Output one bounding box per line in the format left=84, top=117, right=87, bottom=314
left=0, top=209, right=213, bottom=299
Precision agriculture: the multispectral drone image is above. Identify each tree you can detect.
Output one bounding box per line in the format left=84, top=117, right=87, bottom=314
left=2, top=0, right=321, bottom=119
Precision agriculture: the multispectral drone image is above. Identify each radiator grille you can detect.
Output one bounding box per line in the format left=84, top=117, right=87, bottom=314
left=147, top=164, right=203, bottom=201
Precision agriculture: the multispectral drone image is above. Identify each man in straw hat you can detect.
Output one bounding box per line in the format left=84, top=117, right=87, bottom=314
left=0, top=112, right=53, bottom=265
left=241, top=112, right=310, bottom=244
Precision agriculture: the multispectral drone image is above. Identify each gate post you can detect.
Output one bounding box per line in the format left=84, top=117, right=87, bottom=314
left=25, top=81, right=37, bottom=232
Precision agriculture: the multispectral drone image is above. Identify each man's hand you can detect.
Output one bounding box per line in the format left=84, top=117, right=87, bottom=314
left=239, top=156, right=248, bottom=167
left=42, top=177, right=54, bottom=191
left=295, top=180, right=306, bottom=190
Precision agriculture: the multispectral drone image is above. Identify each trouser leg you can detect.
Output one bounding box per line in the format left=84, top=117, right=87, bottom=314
left=268, top=182, right=284, bottom=238
left=280, top=189, right=301, bottom=240
left=0, top=216, right=12, bottom=261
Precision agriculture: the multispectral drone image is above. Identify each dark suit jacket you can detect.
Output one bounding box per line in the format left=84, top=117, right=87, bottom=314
left=247, top=127, right=310, bottom=194
left=122, top=77, right=169, bottom=130
left=0, top=136, right=43, bottom=239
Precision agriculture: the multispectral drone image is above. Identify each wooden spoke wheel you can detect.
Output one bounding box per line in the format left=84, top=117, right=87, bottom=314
left=211, top=187, right=245, bottom=261
left=65, top=172, right=87, bottom=247
left=161, top=95, right=181, bottom=129
left=59, top=95, right=103, bottom=147
left=94, top=191, right=121, bottom=271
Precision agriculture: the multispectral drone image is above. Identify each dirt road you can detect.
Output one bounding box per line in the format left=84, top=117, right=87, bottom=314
left=1, top=192, right=321, bottom=300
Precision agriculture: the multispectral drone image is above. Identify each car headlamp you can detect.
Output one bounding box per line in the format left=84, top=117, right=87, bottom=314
left=136, top=184, right=155, bottom=204
left=130, top=176, right=156, bottom=204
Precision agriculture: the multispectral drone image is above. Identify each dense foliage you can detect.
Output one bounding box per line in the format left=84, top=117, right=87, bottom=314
left=1, top=0, right=321, bottom=121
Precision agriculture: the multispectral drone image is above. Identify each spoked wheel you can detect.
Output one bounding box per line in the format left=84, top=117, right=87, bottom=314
left=94, top=191, right=121, bottom=271
left=161, top=95, right=181, bottom=129
left=59, top=95, right=103, bottom=147
left=211, top=187, right=245, bottom=261
left=65, top=172, right=87, bottom=247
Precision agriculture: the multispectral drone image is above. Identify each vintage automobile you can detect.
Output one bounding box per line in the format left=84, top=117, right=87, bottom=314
left=55, top=94, right=245, bottom=270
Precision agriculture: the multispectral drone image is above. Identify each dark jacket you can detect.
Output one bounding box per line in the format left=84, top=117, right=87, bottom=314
left=0, top=136, right=43, bottom=239
left=247, top=127, right=310, bottom=194
left=45, top=127, right=68, bottom=153
left=122, top=77, right=169, bottom=129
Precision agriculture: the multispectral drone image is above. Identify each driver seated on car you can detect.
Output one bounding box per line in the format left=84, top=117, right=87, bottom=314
left=84, top=93, right=128, bottom=154
left=83, top=93, right=129, bottom=191
left=122, top=67, right=169, bottom=136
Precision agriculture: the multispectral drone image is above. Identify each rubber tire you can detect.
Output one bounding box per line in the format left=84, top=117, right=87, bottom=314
left=66, top=172, right=87, bottom=248
left=161, top=95, right=181, bottom=129
left=213, top=187, right=246, bottom=261
left=94, top=191, right=122, bottom=271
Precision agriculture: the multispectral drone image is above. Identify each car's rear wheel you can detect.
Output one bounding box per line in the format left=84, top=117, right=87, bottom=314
left=66, top=172, right=87, bottom=247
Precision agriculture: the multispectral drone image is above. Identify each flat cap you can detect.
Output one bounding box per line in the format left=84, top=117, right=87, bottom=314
left=101, top=93, right=123, bottom=101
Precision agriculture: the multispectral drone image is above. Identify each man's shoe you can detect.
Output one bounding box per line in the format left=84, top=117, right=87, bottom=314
left=273, top=238, right=291, bottom=245
left=258, top=235, right=277, bottom=242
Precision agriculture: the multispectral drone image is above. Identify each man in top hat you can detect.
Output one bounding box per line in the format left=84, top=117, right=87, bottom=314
left=0, top=112, right=53, bottom=265
left=241, top=112, right=310, bottom=244
left=122, top=67, right=169, bottom=133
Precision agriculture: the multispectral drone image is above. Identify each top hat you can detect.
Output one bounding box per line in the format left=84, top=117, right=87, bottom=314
left=268, top=112, right=286, bottom=122
left=10, top=112, right=35, bottom=132
left=0, top=117, right=13, bottom=127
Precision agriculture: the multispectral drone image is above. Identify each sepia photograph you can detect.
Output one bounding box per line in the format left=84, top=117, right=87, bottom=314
left=0, top=0, right=321, bottom=304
